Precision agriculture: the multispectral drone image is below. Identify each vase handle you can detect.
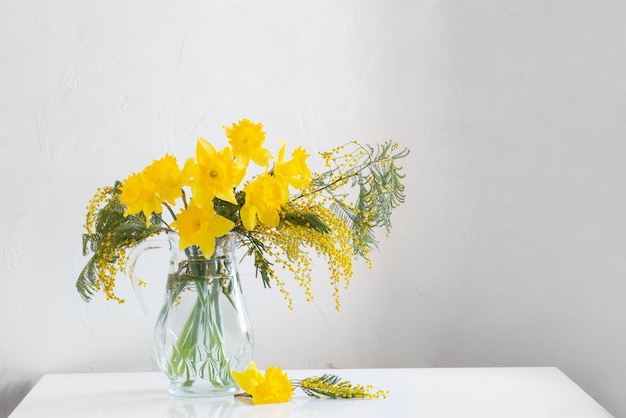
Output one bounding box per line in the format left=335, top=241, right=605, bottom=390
left=126, top=236, right=170, bottom=316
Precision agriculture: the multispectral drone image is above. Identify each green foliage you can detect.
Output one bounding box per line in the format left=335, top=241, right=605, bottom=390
left=235, top=230, right=273, bottom=289
left=76, top=255, right=99, bottom=302
left=282, top=211, right=331, bottom=234
left=76, top=184, right=167, bottom=302
left=214, top=192, right=244, bottom=224
left=313, top=140, right=409, bottom=256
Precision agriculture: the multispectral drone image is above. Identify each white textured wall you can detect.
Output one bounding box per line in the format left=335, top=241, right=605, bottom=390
left=1, top=0, right=625, bottom=416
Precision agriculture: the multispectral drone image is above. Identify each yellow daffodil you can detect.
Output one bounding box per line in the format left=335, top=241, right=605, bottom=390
left=188, top=138, right=245, bottom=207
left=253, top=366, right=294, bottom=404
left=224, top=118, right=272, bottom=167
left=170, top=201, right=234, bottom=256
left=142, top=154, right=186, bottom=206
left=232, top=361, right=293, bottom=404
left=119, top=172, right=163, bottom=225
left=274, top=140, right=312, bottom=190
left=240, top=173, right=289, bottom=230
left=119, top=155, right=186, bottom=226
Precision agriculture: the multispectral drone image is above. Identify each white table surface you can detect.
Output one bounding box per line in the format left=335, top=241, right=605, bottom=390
left=8, top=367, right=613, bottom=418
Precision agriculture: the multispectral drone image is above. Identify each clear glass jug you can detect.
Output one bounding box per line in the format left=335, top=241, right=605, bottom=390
left=128, top=232, right=253, bottom=397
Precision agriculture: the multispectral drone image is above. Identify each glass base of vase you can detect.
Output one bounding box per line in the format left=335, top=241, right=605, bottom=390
left=168, top=382, right=238, bottom=398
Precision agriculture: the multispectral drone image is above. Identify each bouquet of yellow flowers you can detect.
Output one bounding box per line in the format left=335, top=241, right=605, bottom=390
left=76, top=118, right=408, bottom=397
left=77, top=118, right=408, bottom=309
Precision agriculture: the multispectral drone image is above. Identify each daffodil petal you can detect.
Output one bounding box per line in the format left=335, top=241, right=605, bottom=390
left=215, top=188, right=239, bottom=205
left=232, top=361, right=265, bottom=393
left=240, top=203, right=257, bottom=231
left=258, top=206, right=280, bottom=227
left=196, top=137, right=216, bottom=162
left=251, top=147, right=272, bottom=167
left=207, top=214, right=236, bottom=238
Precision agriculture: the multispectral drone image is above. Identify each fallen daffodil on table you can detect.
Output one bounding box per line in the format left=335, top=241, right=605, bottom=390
left=232, top=361, right=389, bottom=404
left=232, top=362, right=294, bottom=404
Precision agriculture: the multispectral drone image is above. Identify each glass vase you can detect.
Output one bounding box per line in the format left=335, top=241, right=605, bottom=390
left=129, top=232, right=253, bottom=397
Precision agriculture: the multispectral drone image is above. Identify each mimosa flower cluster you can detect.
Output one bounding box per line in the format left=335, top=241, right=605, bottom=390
left=77, top=118, right=408, bottom=310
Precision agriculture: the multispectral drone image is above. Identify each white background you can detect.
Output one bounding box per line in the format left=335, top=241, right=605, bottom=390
left=1, top=1, right=624, bottom=417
